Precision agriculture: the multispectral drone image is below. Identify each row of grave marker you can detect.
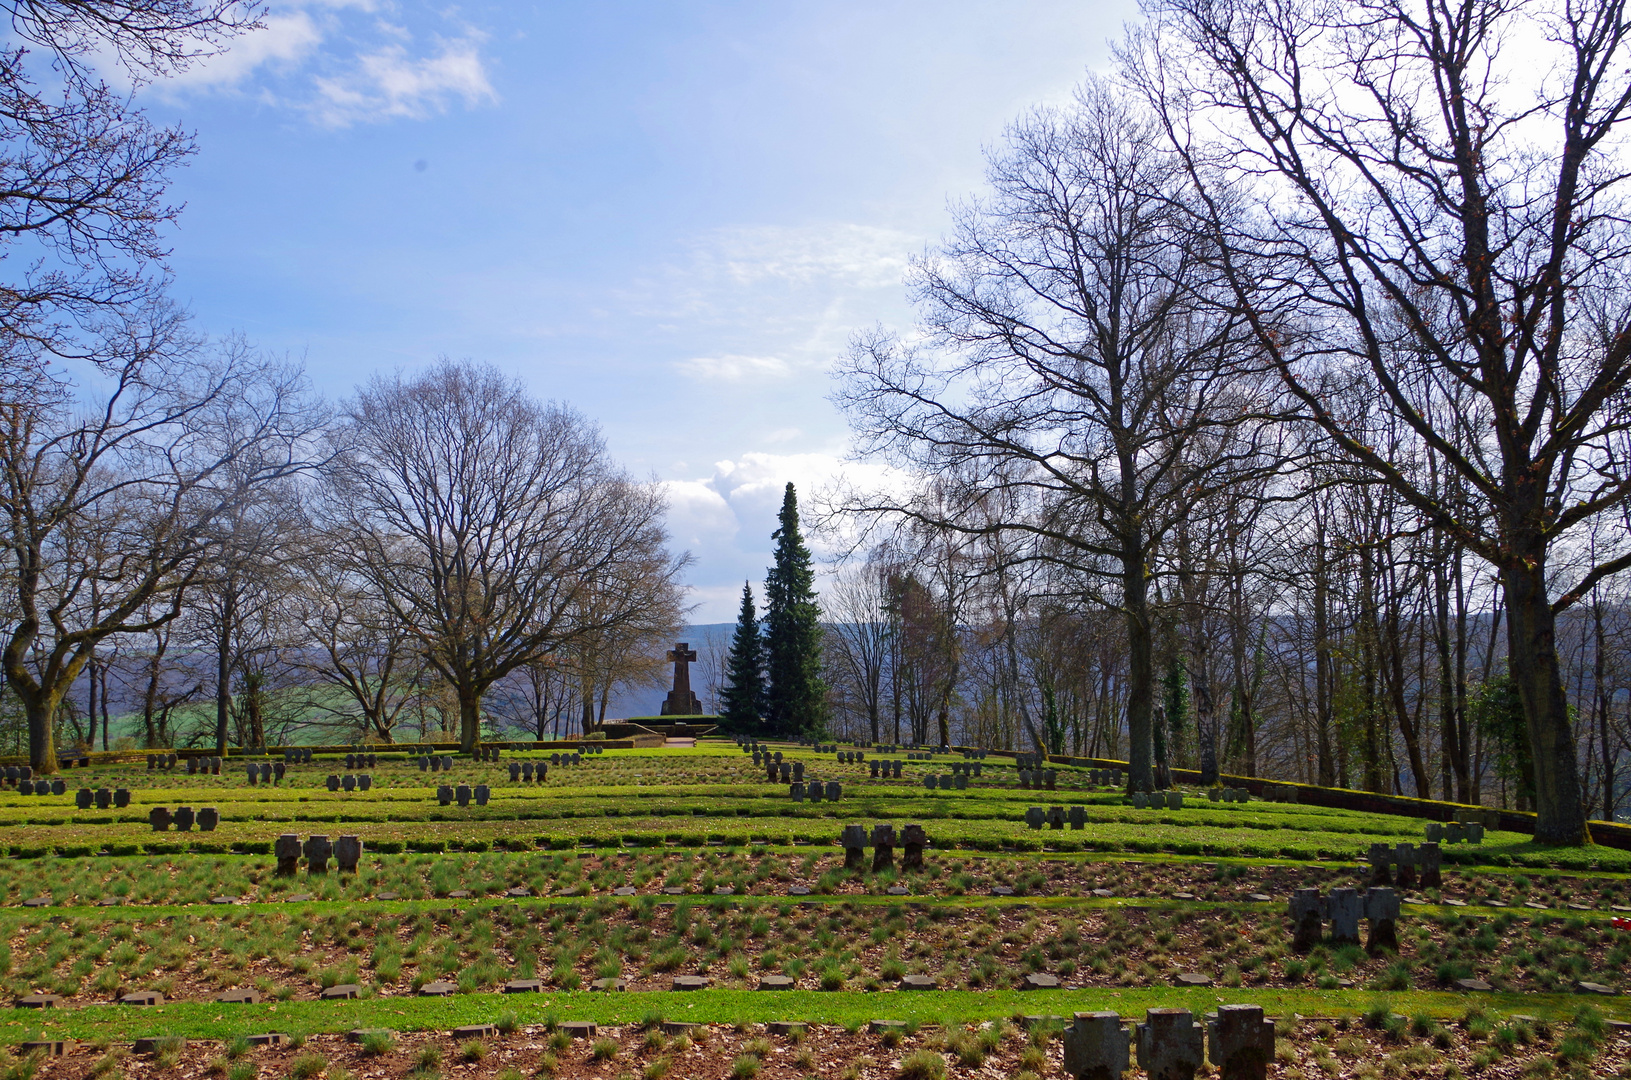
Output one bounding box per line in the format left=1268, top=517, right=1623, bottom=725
left=1366, top=842, right=1445, bottom=889
left=274, top=833, right=363, bottom=874
left=838, top=823, right=930, bottom=871
left=1288, top=886, right=1404, bottom=951
left=148, top=806, right=220, bottom=832
left=1062, top=1004, right=1275, bottom=1080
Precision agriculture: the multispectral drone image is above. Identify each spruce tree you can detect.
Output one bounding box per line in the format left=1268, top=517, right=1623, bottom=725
left=763, top=483, right=828, bottom=738
left=719, top=581, right=767, bottom=732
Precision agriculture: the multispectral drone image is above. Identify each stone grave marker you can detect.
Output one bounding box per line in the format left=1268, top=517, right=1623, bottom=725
left=75, top=788, right=92, bottom=810
left=1064, top=1011, right=1129, bottom=1080
left=1205, top=1004, right=1275, bottom=1080
left=1327, top=887, right=1362, bottom=945
left=1394, top=844, right=1418, bottom=890
left=825, top=781, right=841, bottom=802
left=198, top=807, right=219, bottom=832
left=336, top=835, right=362, bottom=873
left=148, top=806, right=171, bottom=832
left=1135, top=1008, right=1205, bottom=1080
left=474, top=784, right=490, bottom=806
left=325, top=775, right=340, bottom=792
left=275, top=834, right=300, bottom=875
left=841, top=824, right=868, bottom=869
left=1289, top=888, right=1323, bottom=951
left=1365, top=887, right=1401, bottom=951
left=1420, top=842, right=1443, bottom=889
left=872, top=824, right=896, bottom=872
left=303, top=835, right=333, bottom=873
left=456, top=784, right=472, bottom=807
left=902, top=823, right=928, bottom=870
left=1025, top=806, right=1046, bottom=829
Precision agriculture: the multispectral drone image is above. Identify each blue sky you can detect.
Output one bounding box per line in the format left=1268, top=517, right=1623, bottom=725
left=136, top=0, right=1137, bottom=620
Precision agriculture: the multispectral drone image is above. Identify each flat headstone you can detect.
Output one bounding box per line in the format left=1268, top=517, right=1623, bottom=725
left=454, top=1024, right=497, bottom=1039
left=767, top=1021, right=807, bottom=1036
left=345, top=1029, right=394, bottom=1044
left=1454, top=978, right=1493, bottom=992
left=246, top=1034, right=288, bottom=1047
left=1574, top=981, right=1618, bottom=996
left=320, top=984, right=361, bottom=1000
left=671, top=975, right=710, bottom=991
left=21, top=896, right=50, bottom=908
left=899, top=974, right=937, bottom=990
left=15, top=993, right=61, bottom=1008
left=869, top=1020, right=906, bottom=1034
left=590, top=978, right=627, bottom=991
left=1023, top=973, right=1061, bottom=989
left=418, top=981, right=457, bottom=996
left=559, top=1021, right=598, bottom=1038
left=759, top=975, right=795, bottom=990
left=214, top=989, right=261, bottom=1003
left=120, top=991, right=163, bottom=1006
left=788, top=885, right=811, bottom=896
left=18, top=1040, right=73, bottom=1057
left=502, top=979, right=543, bottom=993
left=1175, top=972, right=1213, bottom=987
left=612, top=886, right=637, bottom=896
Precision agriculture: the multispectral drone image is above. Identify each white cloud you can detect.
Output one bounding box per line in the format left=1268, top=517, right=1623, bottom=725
left=672, top=354, right=791, bottom=382
left=132, top=3, right=495, bottom=127
left=311, top=35, right=496, bottom=126
left=162, top=11, right=325, bottom=88
left=697, top=223, right=917, bottom=290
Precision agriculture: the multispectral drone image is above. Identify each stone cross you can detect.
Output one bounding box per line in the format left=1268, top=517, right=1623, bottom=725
left=1327, top=887, right=1362, bottom=945
left=303, top=835, right=332, bottom=874
left=1136, top=1009, right=1205, bottom=1080
left=871, top=824, right=896, bottom=872
left=902, top=823, right=928, bottom=870
left=1206, top=1005, right=1275, bottom=1080
left=1365, top=887, right=1401, bottom=951
left=1064, top=1012, right=1130, bottom=1080
left=1289, top=888, right=1324, bottom=952
left=841, top=825, right=868, bottom=869
left=274, top=834, right=300, bottom=875
left=1394, top=843, right=1418, bottom=889
left=1419, top=842, right=1443, bottom=889
left=660, top=642, right=702, bottom=715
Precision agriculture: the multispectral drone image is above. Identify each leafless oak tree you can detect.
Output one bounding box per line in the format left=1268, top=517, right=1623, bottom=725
left=833, top=78, right=1273, bottom=791
left=327, top=359, right=687, bottom=753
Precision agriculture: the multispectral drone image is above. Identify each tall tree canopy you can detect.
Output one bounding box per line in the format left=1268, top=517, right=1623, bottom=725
left=719, top=581, right=767, bottom=732
left=764, top=483, right=827, bottom=739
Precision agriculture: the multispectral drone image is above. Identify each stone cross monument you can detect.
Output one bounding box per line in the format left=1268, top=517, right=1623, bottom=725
left=660, top=642, right=702, bottom=716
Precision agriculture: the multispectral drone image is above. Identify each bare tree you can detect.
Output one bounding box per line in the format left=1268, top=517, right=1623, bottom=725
left=1136, top=0, right=1631, bottom=843
left=825, top=556, right=892, bottom=743
left=327, top=359, right=687, bottom=753
left=833, top=78, right=1270, bottom=790
left=0, top=325, right=319, bottom=770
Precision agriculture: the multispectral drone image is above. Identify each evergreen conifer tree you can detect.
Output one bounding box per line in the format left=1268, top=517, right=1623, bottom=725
left=719, top=581, right=767, bottom=731
left=763, top=483, right=828, bottom=738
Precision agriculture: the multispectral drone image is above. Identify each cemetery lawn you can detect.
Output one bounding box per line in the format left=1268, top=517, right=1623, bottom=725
left=0, top=736, right=1629, bottom=1077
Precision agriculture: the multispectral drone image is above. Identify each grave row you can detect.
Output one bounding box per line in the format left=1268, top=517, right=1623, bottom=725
left=1063, top=1004, right=1275, bottom=1080
left=834, top=750, right=864, bottom=763
left=74, top=787, right=128, bottom=808
left=1017, top=768, right=1057, bottom=790
left=506, top=761, right=550, bottom=782
left=1024, top=805, right=1090, bottom=829
left=922, top=772, right=971, bottom=790
left=144, top=754, right=177, bottom=771
left=283, top=748, right=314, bottom=764
left=435, top=784, right=492, bottom=807
left=1367, top=841, right=1444, bottom=889
left=246, top=763, right=287, bottom=785
left=17, top=779, right=66, bottom=797
left=871, top=760, right=904, bottom=779
left=1087, top=768, right=1123, bottom=785
left=960, top=749, right=989, bottom=760
left=184, top=757, right=222, bottom=775
left=475, top=746, right=501, bottom=762
left=0, top=765, right=34, bottom=785
left=765, top=760, right=808, bottom=783
left=343, top=753, right=377, bottom=769
left=788, top=781, right=843, bottom=803
left=1262, top=784, right=1300, bottom=803
left=1206, top=787, right=1252, bottom=803
left=325, top=774, right=373, bottom=792
left=838, top=823, right=930, bottom=871
left=1288, top=886, right=1402, bottom=951
left=148, top=806, right=219, bottom=832
left=274, top=833, right=362, bottom=874
left=751, top=750, right=784, bottom=767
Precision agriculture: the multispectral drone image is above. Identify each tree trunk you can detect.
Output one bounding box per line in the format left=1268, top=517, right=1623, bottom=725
left=1595, top=597, right=1615, bottom=823
left=1124, top=553, right=1155, bottom=792
left=1503, top=557, right=1586, bottom=844
left=214, top=589, right=235, bottom=757
left=459, top=686, right=483, bottom=752
left=25, top=690, right=57, bottom=773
